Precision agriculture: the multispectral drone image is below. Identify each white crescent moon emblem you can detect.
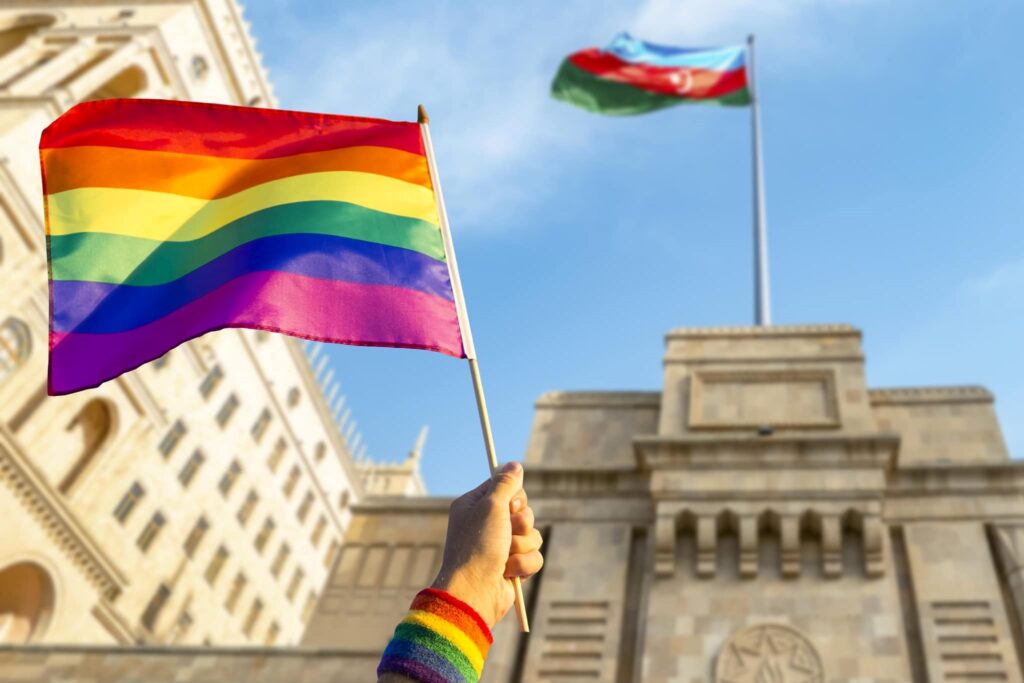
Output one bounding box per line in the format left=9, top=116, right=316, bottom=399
left=668, top=70, right=693, bottom=95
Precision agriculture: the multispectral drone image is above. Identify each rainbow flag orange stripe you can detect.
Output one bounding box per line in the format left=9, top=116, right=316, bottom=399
left=42, top=99, right=465, bottom=395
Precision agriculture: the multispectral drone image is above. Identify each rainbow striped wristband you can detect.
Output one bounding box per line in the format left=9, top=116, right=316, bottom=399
left=377, top=588, right=493, bottom=683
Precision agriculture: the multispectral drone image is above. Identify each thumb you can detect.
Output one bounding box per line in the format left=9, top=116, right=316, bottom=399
left=490, top=461, right=523, bottom=505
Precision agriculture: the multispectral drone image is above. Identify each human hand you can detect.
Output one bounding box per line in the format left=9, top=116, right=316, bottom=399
left=430, top=461, right=543, bottom=628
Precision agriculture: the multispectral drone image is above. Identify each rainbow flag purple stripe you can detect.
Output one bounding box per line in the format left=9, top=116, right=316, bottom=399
left=41, top=99, right=465, bottom=395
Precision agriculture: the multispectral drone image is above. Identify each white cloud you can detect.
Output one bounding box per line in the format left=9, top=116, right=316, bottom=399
left=252, top=0, right=880, bottom=232
left=959, top=256, right=1024, bottom=300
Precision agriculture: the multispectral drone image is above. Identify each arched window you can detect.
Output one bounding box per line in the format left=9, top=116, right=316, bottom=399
left=0, top=561, right=55, bottom=643
left=0, top=317, right=30, bottom=385
left=58, top=398, right=115, bottom=494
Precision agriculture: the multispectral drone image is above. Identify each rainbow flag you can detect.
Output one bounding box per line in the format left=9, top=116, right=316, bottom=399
left=41, top=99, right=465, bottom=395
left=551, top=33, right=750, bottom=115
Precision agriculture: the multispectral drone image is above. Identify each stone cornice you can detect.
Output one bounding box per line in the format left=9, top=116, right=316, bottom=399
left=350, top=497, right=453, bottom=514
left=869, top=385, right=993, bottom=405
left=666, top=324, right=859, bottom=339
left=534, top=391, right=661, bottom=409
left=887, top=462, right=1024, bottom=497
left=0, top=429, right=128, bottom=599
left=634, top=432, right=899, bottom=470
left=524, top=467, right=649, bottom=497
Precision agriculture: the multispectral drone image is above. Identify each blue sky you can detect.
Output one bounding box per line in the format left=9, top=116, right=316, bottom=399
left=245, top=0, right=1024, bottom=495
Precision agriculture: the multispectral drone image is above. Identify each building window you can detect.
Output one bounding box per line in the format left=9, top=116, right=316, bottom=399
left=254, top=517, right=275, bottom=553
left=302, top=591, right=318, bottom=623
left=271, top=543, right=290, bottom=578
left=113, top=481, right=145, bottom=523
left=250, top=408, right=272, bottom=443
left=218, top=460, right=242, bottom=498
left=171, top=609, right=193, bottom=644
left=190, top=54, right=209, bottom=80
left=324, top=540, right=340, bottom=568
left=286, top=568, right=304, bottom=602
left=243, top=597, right=263, bottom=637
left=178, top=450, right=205, bottom=488
left=198, top=365, right=223, bottom=399
left=205, top=545, right=229, bottom=585
left=297, top=491, right=314, bottom=523
left=136, top=511, right=166, bottom=552
left=183, top=516, right=209, bottom=558
left=237, top=490, right=258, bottom=526
left=339, top=490, right=350, bottom=510
left=265, top=621, right=280, bottom=646
left=314, top=442, right=326, bottom=462
left=287, top=387, right=301, bottom=407
left=225, top=572, right=247, bottom=613
left=311, top=516, right=326, bottom=547
left=267, top=438, right=287, bottom=473
left=216, top=393, right=239, bottom=427
left=158, top=419, right=186, bottom=458
left=140, top=583, right=171, bottom=632
left=283, top=465, right=300, bottom=499
left=152, top=353, right=170, bottom=369
left=0, top=317, right=30, bottom=386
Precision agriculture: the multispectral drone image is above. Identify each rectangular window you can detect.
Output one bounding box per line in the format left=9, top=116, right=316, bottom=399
left=254, top=517, right=275, bottom=553
left=225, top=572, right=247, bottom=613
left=198, top=364, right=223, bottom=399
left=183, top=516, right=209, bottom=558
left=302, top=590, right=318, bottom=623
left=152, top=353, right=170, bottom=369
left=218, top=460, right=242, bottom=498
left=205, top=545, right=229, bottom=585
left=286, top=568, right=304, bottom=602
left=113, top=482, right=145, bottom=523
left=311, top=516, right=326, bottom=547
left=136, top=511, right=166, bottom=552
left=140, top=583, right=171, bottom=632
left=243, top=597, right=264, bottom=636
left=297, top=491, right=314, bottom=523
left=250, top=408, right=272, bottom=443
left=237, top=489, right=258, bottom=526
left=324, top=540, right=340, bottom=568
left=158, top=420, right=186, bottom=459
left=265, top=621, right=280, bottom=646
left=282, top=465, right=300, bottom=499
left=171, top=609, right=193, bottom=644
left=216, top=393, right=239, bottom=427
left=267, top=438, right=287, bottom=472
left=271, top=543, right=290, bottom=578
left=177, top=450, right=205, bottom=488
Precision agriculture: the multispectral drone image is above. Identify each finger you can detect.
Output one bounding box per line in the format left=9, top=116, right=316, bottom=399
left=510, top=489, right=528, bottom=514
left=505, top=550, right=544, bottom=579
left=489, top=461, right=524, bottom=506
left=510, top=506, right=535, bottom=536
left=510, top=528, right=543, bottom=555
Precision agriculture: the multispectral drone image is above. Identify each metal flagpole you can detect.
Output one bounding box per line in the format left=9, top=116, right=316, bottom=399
left=418, top=105, right=531, bottom=633
left=747, top=34, right=772, bottom=326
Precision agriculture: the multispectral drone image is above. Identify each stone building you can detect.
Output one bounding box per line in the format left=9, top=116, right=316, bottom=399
left=1, top=2, right=1022, bottom=683
left=0, top=0, right=400, bottom=649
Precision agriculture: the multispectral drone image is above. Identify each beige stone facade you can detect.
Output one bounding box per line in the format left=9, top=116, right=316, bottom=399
left=3, top=322, right=1022, bottom=681
left=0, top=0, right=401, bottom=649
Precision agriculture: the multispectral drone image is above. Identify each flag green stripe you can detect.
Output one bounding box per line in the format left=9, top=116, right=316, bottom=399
left=551, top=59, right=751, bottom=115
left=49, top=200, right=446, bottom=286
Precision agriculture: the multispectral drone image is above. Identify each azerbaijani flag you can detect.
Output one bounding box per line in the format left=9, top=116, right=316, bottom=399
left=41, top=99, right=465, bottom=395
left=551, top=33, right=751, bottom=115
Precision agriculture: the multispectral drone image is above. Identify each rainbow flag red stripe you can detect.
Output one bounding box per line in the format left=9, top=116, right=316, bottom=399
left=41, top=99, right=465, bottom=395
left=551, top=33, right=751, bottom=115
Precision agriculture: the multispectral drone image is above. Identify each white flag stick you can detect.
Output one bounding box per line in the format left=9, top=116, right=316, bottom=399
left=419, top=105, right=530, bottom=633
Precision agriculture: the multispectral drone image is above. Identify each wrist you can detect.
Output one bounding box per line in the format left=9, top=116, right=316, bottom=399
left=430, top=569, right=503, bottom=629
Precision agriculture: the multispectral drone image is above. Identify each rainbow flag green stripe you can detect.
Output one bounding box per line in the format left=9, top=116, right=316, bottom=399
left=41, top=99, right=466, bottom=395
left=48, top=201, right=445, bottom=286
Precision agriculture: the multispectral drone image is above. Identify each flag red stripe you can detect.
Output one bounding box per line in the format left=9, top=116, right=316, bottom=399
left=40, top=98, right=425, bottom=158
left=568, top=49, right=747, bottom=100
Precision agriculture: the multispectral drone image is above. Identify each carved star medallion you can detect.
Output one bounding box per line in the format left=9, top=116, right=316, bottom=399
left=715, top=625, right=824, bottom=683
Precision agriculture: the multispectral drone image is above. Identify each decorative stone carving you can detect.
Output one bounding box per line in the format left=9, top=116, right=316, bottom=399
left=716, top=624, right=825, bottom=683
